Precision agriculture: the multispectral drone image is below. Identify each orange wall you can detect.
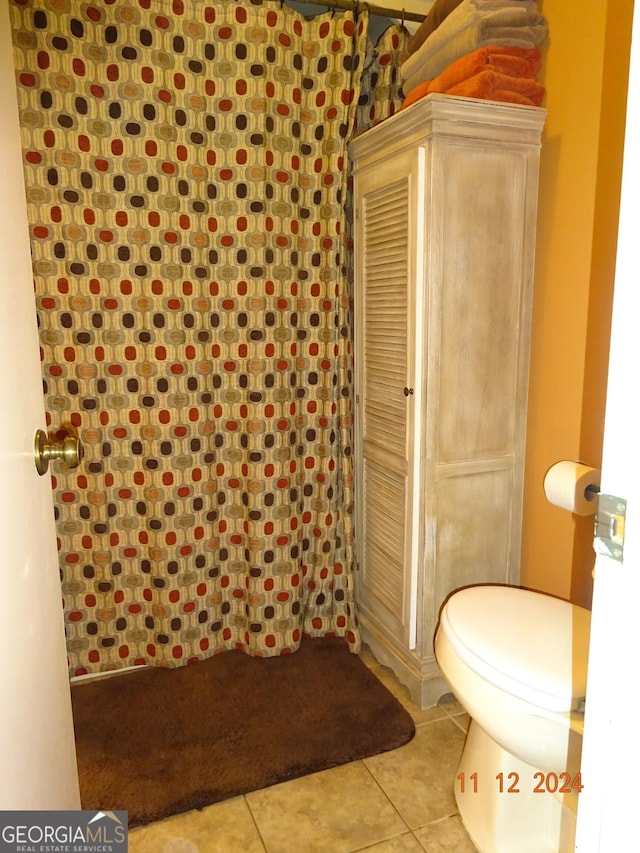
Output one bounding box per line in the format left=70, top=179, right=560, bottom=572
left=521, top=0, right=633, bottom=607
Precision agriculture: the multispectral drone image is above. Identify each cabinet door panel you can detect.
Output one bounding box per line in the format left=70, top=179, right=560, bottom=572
left=355, top=154, right=421, bottom=649
left=436, top=143, right=530, bottom=462
left=432, top=468, right=515, bottom=610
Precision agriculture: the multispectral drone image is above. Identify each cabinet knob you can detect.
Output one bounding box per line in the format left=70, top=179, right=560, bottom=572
left=403, top=387, right=414, bottom=397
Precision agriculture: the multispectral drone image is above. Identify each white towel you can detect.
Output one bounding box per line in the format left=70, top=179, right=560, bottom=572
left=400, top=0, right=547, bottom=88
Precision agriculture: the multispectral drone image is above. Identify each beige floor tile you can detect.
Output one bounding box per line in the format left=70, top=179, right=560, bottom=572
left=363, top=718, right=465, bottom=829
left=436, top=695, right=470, bottom=732
left=448, top=712, right=470, bottom=734
left=128, top=796, right=266, bottom=853
left=435, top=696, right=468, bottom=732
left=358, top=645, right=381, bottom=669
left=436, top=693, right=463, bottom=716
left=246, top=761, right=407, bottom=853
left=414, top=815, right=478, bottom=852
left=360, top=832, right=427, bottom=851
left=369, top=664, right=450, bottom=727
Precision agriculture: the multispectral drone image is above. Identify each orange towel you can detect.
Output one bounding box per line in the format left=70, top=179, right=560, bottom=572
left=431, top=45, right=540, bottom=90
left=403, top=46, right=543, bottom=108
left=448, top=69, right=545, bottom=105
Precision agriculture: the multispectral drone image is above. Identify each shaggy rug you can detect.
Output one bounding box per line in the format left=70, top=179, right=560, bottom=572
left=71, top=638, right=415, bottom=827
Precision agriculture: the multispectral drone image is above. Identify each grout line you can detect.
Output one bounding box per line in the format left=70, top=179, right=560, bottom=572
left=449, top=715, right=470, bottom=734
left=242, top=794, right=270, bottom=853
left=359, top=758, right=412, bottom=837
left=348, top=829, right=425, bottom=852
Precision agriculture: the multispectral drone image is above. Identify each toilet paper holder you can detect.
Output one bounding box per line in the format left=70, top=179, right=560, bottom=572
left=544, top=460, right=626, bottom=563
left=543, top=461, right=601, bottom=516
left=594, top=493, right=627, bottom=563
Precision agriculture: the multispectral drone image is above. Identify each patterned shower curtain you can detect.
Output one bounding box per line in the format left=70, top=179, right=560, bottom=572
left=10, top=0, right=408, bottom=675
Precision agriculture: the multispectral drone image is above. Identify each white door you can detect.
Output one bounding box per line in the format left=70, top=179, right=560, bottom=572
left=0, top=7, right=80, bottom=809
left=574, top=0, right=640, bottom=849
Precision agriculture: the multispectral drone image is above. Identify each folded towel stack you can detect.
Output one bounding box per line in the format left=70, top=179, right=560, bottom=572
left=403, top=45, right=544, bottom=108
left=401, top=0, right=548, bottom=108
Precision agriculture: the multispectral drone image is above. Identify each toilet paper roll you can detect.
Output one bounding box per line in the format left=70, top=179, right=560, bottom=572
left=543, top=461, right=601, bottom=516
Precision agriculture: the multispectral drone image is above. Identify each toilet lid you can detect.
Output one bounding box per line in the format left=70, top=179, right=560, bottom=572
left=439, top=585, right=591, bottom=713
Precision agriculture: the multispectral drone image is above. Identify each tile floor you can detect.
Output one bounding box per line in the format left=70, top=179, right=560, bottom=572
left=129, top=646, right=477, bottom=853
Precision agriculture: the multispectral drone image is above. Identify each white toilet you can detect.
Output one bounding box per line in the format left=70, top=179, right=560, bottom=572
left=434, top=584, right=591, bottom=853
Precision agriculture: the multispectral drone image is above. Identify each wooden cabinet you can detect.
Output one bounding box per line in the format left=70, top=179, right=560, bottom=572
left=349, top=95, right=546, bottom=708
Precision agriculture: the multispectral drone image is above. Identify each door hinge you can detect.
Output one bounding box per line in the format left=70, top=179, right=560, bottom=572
left=593, top=493, right=627, bottom=563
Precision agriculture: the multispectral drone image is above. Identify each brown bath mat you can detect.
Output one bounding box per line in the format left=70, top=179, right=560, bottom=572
left=71, top=637, right=415, bottom=828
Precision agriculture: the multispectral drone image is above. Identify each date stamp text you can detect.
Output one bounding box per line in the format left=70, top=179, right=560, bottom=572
left=457, top=771, right=583, bottom=794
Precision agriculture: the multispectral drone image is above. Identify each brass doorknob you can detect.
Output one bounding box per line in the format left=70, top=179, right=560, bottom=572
left=403, top=387, right=414, bottom=396
left=34, top=429, right=83, bottom=476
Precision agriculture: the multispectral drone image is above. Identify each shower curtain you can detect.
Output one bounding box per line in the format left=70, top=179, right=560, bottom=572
left=10, top=0, right=408, bottom=675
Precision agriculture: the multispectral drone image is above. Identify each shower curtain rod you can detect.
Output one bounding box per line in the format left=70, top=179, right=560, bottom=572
left=286, top=0, right=427, bottom=24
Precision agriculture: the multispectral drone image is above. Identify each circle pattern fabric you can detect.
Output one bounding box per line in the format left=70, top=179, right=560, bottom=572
left=10, top=0, right=407, bottom=675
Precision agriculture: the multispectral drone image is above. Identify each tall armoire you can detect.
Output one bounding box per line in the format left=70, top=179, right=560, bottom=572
left=349, top=95, right=546, bottom=709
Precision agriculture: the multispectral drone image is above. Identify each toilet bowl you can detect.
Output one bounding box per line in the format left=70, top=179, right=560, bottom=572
left=434, top=585, right=591, bottom=853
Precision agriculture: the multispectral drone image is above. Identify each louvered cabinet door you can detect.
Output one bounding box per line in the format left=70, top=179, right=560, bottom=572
left=354, top=149, right=422, bottom=650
